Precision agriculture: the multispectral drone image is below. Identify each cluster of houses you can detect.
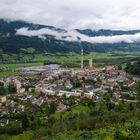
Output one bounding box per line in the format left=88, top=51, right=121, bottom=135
left=0, top=66, right=138, bottom=103
left=0, top=65, right=139, bottom=126
left=32, top=66, right=138, bottom=99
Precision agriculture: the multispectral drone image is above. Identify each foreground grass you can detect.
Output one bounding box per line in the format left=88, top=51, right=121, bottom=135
left=0, top=131, right=33, bottom=140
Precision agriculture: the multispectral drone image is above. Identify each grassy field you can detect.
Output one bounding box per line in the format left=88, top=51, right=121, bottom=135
left=33, top=52, right=138, bottom=63
left=2, top=52, right=140, bottom=64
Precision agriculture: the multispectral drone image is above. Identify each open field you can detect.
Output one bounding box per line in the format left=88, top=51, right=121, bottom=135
left=33, top=52, right=140, bottom=63
left=1, top=52, right=140, bottom=64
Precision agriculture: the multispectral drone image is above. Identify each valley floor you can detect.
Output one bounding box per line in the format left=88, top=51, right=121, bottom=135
left=1, top=51, right=140, bottom=78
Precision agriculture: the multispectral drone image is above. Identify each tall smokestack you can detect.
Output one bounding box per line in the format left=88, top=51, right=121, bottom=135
left=77, top=37, right=83, bottom=70
left=81, top=48, right=83, bottom=70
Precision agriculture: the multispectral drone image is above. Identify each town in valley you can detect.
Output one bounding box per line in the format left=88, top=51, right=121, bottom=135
left=0, top=59, right=139, bottom=128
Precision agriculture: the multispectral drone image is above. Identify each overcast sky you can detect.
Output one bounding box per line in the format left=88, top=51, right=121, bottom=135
left=1, top=0, right=140, bottom=30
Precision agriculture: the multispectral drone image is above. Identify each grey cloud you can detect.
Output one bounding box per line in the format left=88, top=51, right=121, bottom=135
left=0, top=0, right=140, bottom=30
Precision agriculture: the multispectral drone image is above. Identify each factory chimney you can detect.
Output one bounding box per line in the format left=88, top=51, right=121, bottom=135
left=81, top=48, right=83, bottom=70
left=77, top=37, right=84, bottom=70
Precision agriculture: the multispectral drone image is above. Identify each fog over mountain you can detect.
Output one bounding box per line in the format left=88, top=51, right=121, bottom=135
left=1, top=19, right=140, bottom=54
left=16, top=27, right=140, bottom=44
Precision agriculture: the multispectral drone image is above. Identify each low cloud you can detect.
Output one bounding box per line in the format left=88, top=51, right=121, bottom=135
left=16, top=27, right=140, bottom=44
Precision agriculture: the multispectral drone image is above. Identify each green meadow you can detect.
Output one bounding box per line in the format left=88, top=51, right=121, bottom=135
left=33, top=52, right=140, bottom=63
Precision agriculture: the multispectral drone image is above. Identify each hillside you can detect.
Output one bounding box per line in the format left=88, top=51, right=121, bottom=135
left=1, top=19, right=140, bottom=54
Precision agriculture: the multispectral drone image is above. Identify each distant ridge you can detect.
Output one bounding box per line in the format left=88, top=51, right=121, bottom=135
left=1, top=19, right=140, bottom=54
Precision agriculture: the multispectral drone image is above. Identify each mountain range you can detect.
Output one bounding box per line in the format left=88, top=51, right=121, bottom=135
left=1, top=19, right=140, bottom=54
